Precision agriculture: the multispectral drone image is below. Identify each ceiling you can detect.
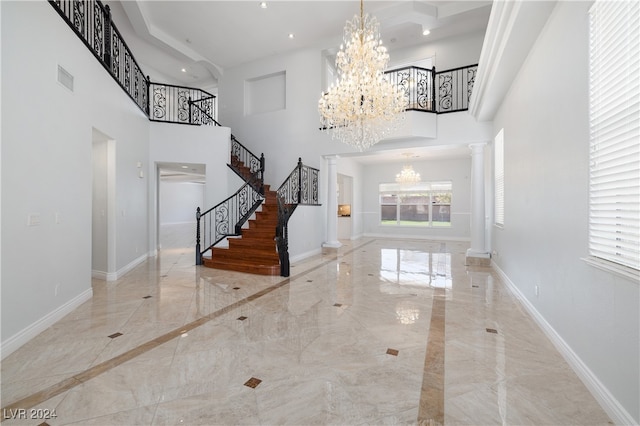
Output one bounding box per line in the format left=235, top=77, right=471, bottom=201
left=112, top=0, right=491, bottom=87
left=113, top=1, right=491, bottom=181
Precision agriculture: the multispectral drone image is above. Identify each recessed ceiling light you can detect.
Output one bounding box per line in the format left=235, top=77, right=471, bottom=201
left=288, top=33, right=295, bottom=39
left=181, top=165, right=189, bottom=169
left=259, top=2, right=267, bottom=8
left=181, top=68, right=186, bottom=73
left=422, top=29, right=431, bottom=36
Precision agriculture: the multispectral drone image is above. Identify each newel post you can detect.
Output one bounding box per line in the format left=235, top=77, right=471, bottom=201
left=431, top=66, right=437, bottom=113
left=195, top=207, right=202, bottom=265
left=297, top=157, right=303, bottom=203
left=259, top=153, right=265, bottom=195
left=146, top=75, right=151, bottom=116
left=104, top=5, right=112, bottom=71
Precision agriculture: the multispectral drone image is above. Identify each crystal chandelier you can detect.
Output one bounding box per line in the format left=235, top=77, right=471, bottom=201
left=318, top=0, right=406, bottom=151
left=396, top=154, right=421, bottom=184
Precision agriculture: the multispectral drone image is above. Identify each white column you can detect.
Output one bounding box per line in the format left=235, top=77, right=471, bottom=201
left=467, top=143, right=490, bottom=259
left=323, top=155, right=342, bottom=248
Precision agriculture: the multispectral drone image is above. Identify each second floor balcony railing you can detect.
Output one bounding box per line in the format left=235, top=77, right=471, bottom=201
left=51, top=0, right=476, bottom=128
left=50, top=0, right=217, bottom=126
left=384, top=64, right=478, bottom=114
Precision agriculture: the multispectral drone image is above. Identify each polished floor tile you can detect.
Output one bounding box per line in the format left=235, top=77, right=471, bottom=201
left=0, top=223, right=612, bottom=425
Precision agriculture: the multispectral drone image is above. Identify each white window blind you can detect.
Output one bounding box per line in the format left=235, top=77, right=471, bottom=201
left=494, top=129, right=505, bottom=227
left=588, top=0, right=640, bottom=271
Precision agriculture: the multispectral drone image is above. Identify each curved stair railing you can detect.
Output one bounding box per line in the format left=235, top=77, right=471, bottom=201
left=195, top=140, right=265, bottom=266
left=229, top=136, right=265, bottom=195
left=276, top=158, right=321, bottom=277
left=195, top=182, right=263, bottom=266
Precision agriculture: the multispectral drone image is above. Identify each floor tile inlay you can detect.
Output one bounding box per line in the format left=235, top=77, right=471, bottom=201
left=244, top=377, right=262, bottom=389
left=0, top=231, right=613, bottom=425
left=486, top=328, right=498, bottom=334
left=107, top=332, right=123, bottom=339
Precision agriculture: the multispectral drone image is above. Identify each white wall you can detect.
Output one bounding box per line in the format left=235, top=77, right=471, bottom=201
left=148, top=123, right=231, bottom=253
left=219, top=48, right=343, bottom=259
left=92, top=136, right=108, bottom=274
left=1, top=1, right=149, bottom=354
left=159, top=181, right=204, bottom=224
left=390, top=30, right=486, bottom=71
left=218, top=27, right=487, bottom=258
left=491, top=2, right=639, bottom=422
left=337, top=157, right=364, bottom=239
left=362, top=157, right=471, bottom=240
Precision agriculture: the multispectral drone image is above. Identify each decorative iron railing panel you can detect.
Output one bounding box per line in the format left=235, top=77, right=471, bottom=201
left=384, top=64, right=477, bottom=114
left=195, top=182, right=263, bottom=264
left=385, top=66, right=435, bottom=112
left=276, top=159, right=320, bottom=206
left=51, top=0, right=218, bottom=123
left=435, top=65, right=478, bottom=114
left=149, top=83, right=215, bottom=125
left=230, top=136, right=264, bottom=193
left=276, top=158, right=321, bottom=276
left=51, top=0, right=149, bottom=115
left=190, top=95, right=218, bottom=126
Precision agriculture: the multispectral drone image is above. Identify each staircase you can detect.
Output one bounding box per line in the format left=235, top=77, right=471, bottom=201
left=202, top=182, right=281, bottom=275
left=196, top=137, right=320, bottom=277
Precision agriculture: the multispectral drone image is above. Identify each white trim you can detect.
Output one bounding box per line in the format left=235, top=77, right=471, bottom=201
left=92, top=253, right=149, bottom=281
left=0, top=288, right=93, bottom=360
left=492, top=261, right=636, bottom=426
left=91, top=269, right=117, bottom=281
left=469, top=0, right=556, bottom=121
left=581, top=257, right=640, bottom=283
left=363, top=233, right=470, bottom=242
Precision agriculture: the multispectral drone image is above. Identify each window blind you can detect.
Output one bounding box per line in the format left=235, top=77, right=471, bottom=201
left=588, top=0, right=640, bottom=271
left=494, top=129, right=505, bottom=227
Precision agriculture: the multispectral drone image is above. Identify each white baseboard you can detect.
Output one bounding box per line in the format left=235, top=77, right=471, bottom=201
left=492, top=261, right=636, bottom=426
left=91, top=269, right=117, bottom=281
left=363, top=232, right=470, bottom=242
left=0, top=288, right=93, bottom=360
left=92, top=253, right=149, bottom=282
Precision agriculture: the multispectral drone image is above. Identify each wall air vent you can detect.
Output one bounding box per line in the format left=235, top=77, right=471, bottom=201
left=57, top=65, right=74, bottom=92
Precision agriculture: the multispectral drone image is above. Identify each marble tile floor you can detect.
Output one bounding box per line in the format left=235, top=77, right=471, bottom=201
left=0, top=223, right=613, bottom=425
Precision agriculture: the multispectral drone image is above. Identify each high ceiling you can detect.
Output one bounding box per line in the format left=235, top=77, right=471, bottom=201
left=109, top=1, right=492, bottom=179
left=111, top=0, right=491, bottom=88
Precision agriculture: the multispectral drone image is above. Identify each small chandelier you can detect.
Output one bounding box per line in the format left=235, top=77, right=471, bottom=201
left=396, top=154, right=421, bottom=184
left=318, top=0, right=406, bottom=151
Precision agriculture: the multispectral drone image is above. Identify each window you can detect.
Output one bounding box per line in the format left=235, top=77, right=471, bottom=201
left=494, top=129, right=505, bottom=227
left=380, top=182, right=452, bottom=227
left=588, top=0, right=640, bottom=272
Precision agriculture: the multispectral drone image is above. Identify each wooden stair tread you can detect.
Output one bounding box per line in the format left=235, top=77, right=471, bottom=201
left=203, top=156, right=281, bottom=276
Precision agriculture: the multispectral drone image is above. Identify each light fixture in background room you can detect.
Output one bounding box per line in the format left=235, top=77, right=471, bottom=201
left=318, top=0, right=406, bottom=151
left=395, top=153, right=421, bottom=184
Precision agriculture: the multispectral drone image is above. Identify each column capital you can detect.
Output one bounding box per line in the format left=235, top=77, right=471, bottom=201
left=468, top=142, right=488, bottom=151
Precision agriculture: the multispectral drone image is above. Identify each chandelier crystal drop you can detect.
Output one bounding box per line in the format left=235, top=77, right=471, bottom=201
left=396, top=164, right=421, bottom=184
left=318, top=0, right=406, bottom=151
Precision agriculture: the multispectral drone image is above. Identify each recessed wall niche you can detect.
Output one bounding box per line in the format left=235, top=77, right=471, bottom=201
left=244, top=71, right=286, bottom=115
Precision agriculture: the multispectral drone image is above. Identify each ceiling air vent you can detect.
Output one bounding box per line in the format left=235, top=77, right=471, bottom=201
left=57, top=65, right=74, bottom=92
